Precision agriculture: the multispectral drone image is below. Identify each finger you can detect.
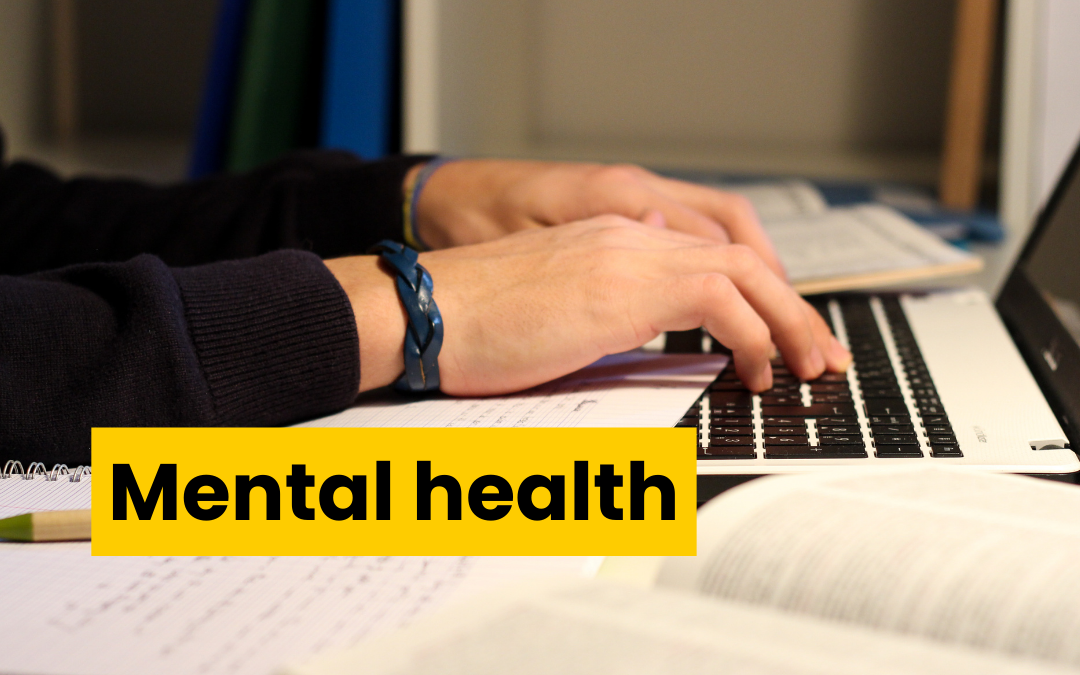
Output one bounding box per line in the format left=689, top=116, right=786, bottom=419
left=801, top=298, right=853, bottom=372
left=582, top=167, right=733, bottom=245
left=645, top=175, right=787, bottom=280
left=648, top=244, right=826, bottom=380
left=638, top=273, right=773, bottom=391
left=640, top=209, right=667, bottom=228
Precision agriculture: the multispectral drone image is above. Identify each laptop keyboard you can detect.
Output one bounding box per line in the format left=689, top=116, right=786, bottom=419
left=673, top=295, right=963, bottom=460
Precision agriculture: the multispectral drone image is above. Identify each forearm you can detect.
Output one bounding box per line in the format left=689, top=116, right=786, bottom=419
left=0, top=251, right=360, bottom=466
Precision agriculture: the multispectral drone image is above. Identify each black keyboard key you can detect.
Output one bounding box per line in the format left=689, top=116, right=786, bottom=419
left=810, top=372, right=850, bottom=383
left=929, top=434, right=957, bottom=445
left=925, top=425, right=952, bottom=434
left=765, top=445, right=867, bottom=459
left=918, top=403, right=946, bottom=416
left=763, top=436, right=810, bottom=446
left=871, top=424, right=915, bottom=435
left=763, top=426, right=807, bottom=436
left=857, top=378, right=897, bottom=389
left=709, top=437, right=756, bottom=447
left=665, top=329, right=704, bottom=353
left=816, top=415, right=859, bottom=425
left=876, top=434, right=919, bottom=445
left=869, top=415, right=911, bottom=425
left=761, top=404, right=857, bottom=417
left=711, top=426, right=754, bottom=437
left=809, top=383, right=849, bottom=393
left=702, top=445, right=756, bottom=460
left=816, top=425, right=860, bottom=434
left=875, top=445, right=925, bottom=458
left=864, top=399, right=909, bottom=416
left=818, top=435, right=864, bottom=446
left=812, top=394, right=853, bottom=404
left=862, top=387, right=902, bottom=399
left=710, top=380, right=751, bottom=391
left=710, top=391, right=753, bottom=408
left=931, top=445, right=963, bottom=457
left=761, top=395, right=803, bottom=406
left=921, top=414, right=949, bottom=424
left=761, top=416, right=804, bottom=426
left=709, top=415, right=752, bottom=426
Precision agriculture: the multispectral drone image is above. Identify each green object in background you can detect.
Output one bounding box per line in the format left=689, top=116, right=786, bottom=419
left=226, top=0, right=317, bottom=173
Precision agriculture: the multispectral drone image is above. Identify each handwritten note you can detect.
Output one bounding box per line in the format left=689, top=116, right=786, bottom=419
left=0, top=548, right=589, bottom=675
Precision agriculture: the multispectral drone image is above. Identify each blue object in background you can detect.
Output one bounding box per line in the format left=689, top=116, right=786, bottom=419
left=321, top=0, right=400, bottom=159
left=189, top=0, right=251, bottom=179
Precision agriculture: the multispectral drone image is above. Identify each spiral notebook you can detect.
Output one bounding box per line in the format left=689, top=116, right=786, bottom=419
left=0, top=460, right=591, bottom=675
left=0, top=461, right=91, bottom=520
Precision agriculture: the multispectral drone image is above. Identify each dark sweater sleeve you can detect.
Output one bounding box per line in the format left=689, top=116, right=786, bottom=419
left=0, top=250, right=361, bottom=467
left=0, top=128, right=432, bottom=274
left=0, top=130, right=428, bottom=466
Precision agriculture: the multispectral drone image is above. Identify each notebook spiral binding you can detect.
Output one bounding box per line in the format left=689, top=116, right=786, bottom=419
left=1, top=461, right=91, bottom=482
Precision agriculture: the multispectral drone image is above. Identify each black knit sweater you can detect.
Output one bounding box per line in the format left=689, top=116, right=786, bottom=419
left=0, top=128, right=428, bottom=466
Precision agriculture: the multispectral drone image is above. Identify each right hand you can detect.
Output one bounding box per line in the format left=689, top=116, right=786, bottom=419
left=325, top=215, right=850, bottom=396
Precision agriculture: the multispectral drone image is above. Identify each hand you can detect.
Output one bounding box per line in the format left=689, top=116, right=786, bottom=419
left=325, top=215, right=849, bottom=396
left=410, top=160, right=786, bottom=279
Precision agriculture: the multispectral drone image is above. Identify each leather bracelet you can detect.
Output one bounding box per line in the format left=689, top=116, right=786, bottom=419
left=402, top=157, right=455, bottom=251
left=369, top=240, right=443, bottom=393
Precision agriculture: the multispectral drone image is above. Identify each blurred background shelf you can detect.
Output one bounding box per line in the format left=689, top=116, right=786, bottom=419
left=1, top=0, right=1078, bottom=288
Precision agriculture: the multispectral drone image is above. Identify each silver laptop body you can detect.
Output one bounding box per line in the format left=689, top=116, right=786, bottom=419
left=687, top=142, right=1080, bottom=487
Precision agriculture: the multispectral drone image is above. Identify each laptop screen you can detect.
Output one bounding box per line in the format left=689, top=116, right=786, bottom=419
left=1022, top=159, right=1080, bottom=347
left=998, top=141, right=1080, bottom=446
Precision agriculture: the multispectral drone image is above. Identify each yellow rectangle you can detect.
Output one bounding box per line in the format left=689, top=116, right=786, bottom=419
left=91, top=428, right=696, bottom=556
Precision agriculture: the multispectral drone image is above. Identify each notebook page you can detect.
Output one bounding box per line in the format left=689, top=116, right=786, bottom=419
left=297, top=351, right=728, bottom=428
left=0, top=548, right=588, bottom=675
left=0, top=474, right=91, bottom=519
left=763, top=204, right=974, bottom=283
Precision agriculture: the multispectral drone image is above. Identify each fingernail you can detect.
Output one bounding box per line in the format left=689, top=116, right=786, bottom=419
left=757, top=362, right=773, bottom=392
left=829, top=336, right=852, bottom=370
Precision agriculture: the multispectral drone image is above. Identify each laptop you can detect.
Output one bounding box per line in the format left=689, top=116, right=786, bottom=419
left=675, top=140, right=1080, bottom=499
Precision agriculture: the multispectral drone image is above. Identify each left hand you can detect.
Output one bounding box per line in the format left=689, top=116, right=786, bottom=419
left=410, top=159, right=786, bottom=279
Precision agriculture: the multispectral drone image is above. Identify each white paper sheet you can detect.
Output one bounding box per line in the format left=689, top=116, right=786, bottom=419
left=0, top=548, right=590, bottom=675
left=0, top=474, right=91, bottom=519
left=296, top=351, right=728, bottom=429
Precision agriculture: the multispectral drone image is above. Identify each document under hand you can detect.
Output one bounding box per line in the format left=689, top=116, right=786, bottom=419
left=296, top=351, right=729, bottom=429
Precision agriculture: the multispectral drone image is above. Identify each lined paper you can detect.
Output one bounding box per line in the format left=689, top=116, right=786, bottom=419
left=0, top=549, right=589, bottom=675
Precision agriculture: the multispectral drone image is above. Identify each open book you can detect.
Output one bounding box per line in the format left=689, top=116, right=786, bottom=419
left=288, top=466, right=1080, bottom=675
left=720, top=180, right=983, bottom=294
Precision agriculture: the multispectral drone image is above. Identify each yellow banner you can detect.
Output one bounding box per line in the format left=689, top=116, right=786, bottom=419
left=91, top=428, right=696, bottom=556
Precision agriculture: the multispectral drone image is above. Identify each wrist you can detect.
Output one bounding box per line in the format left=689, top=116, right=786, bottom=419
left=323, top=255, right=408, bottom=393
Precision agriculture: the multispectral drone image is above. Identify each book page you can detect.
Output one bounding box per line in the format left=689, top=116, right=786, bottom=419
left=762, top=204, right=976, bottom=284
left=297, top=351, right=727, bottom=428
left=0, top=548, right=588, bottom=675
left=658, top=466, right=1080, bottom=668
left=287, top=578, right=1069, bottom=675
left=712, top=179, right=830, bottom=220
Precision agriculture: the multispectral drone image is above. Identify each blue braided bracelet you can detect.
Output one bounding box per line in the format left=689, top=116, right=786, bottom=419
left=370, top=240, right=444, bottom=393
